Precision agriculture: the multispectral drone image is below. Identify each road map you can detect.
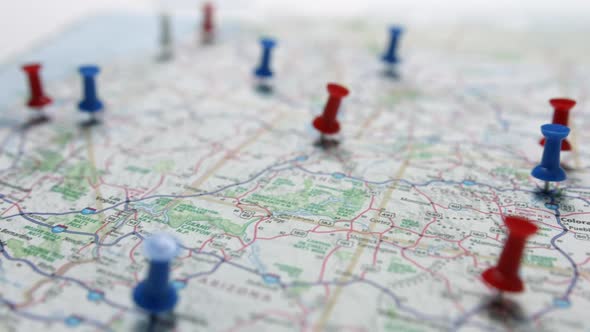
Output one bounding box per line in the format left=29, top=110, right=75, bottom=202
left=0, top=11, right=590, bottom=332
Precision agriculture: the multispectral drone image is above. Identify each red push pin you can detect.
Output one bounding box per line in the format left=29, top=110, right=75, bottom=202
left=202, top=2, right=214, bottom=44
left=540, top=98, right=576, bottom=151
left=482, top=216, right=538, bottom=293
left=313, top=83, right=349, bottom=142
left=22, top=63, right=52, bottom=109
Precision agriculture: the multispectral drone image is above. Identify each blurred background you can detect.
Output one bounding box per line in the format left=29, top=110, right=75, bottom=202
left=1, top=0, right=590, bottom=62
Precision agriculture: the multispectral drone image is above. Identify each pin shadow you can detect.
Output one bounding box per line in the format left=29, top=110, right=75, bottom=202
left=382, top=67, right=400, bottom=80
left=80, top=117, right=101, bottom=128
left=255, top=83, right=273, bottom=95
left=134, top=312, right=176, bottom=332
left=21, top=113, right=49, bottom=130
left=483, top=294, right=528, bottom=328
left=314, top=136, right=340, bottom=149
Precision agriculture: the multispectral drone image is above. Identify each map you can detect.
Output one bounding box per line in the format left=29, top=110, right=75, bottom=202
left=0, top=11, right=590, bottom=332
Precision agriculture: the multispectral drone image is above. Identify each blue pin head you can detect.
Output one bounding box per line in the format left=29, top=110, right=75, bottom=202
left=540, top=123, right=570, bottom=140
left=389, top=26, right=403, bottom=37
left=79, top=65, right=100, bottom=77
left=531, top=124, right=570, bottom=182
left=260, top=37, right=276, bottom=49
left=143, top=233, right=180, bottom=262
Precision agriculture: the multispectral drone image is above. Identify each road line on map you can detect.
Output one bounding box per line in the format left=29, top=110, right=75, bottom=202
left=314, top=143, right=414, bottom=331
left=354, top=106, right=385, bottom=139
left=16, top=128, right=107, bottom=307
left=161, top=111, right=284, bottom=211
left=18, top=258, right=97, bottom=308
left=82, top=128, right=110, bottom=242
left=200, top=195, right=572, bottom=274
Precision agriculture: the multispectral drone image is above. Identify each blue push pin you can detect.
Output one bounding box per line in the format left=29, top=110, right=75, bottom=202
left=78, top=65, right=103, bottom=122
left=133, top=233, right=180, bottom=317
left=254, top=37, right=277, bottom=80
left=531, top=124, right=570, bottom=192
left=382, top=26, right=403, bottom=67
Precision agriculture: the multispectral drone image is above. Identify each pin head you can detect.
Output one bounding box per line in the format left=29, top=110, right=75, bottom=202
left=79, top=65, right=100, bottom=77
left=143, top=233, right=180, bottom=262
left=327, top=83, right=349, bottom=98
left=531, top=164, right=567, bottom=182
left=22, top=63, right=41, bottom=73
left=389, top=26, right=403, bottom=36
left=313, top=116, right=340, bottom=135
left=549, top=98, right=576, bottom=112
left=541, top=123, right=570, bottom=140
left=482, top=265, right=524, bottom=293
left=261, top=37, right=276, bottom=49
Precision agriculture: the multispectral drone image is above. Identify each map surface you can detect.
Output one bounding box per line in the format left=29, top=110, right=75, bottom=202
left=0, top=13, right=590, bottom=332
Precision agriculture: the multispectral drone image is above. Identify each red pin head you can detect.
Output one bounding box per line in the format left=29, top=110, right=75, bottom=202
left=313, top=83, right=349, bottom=135
left=540, top=98, right=576, bottom=151
left=22, top=63, right=52, bottom=109
left=202, top=2, right=214, bottom=43
left=550, top=98, right=576, bottom=113
left=481, top=216, right=538, bottom=293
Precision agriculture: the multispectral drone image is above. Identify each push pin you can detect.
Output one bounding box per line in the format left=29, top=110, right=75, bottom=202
left=253, top=37, right=277, bottom=93
left=313, top=83, right=349, bottom=147
left=540, top=98, right=576, bottom=151
left=158, top=12, right=173, bottom=61
left=22, top=63, right=52, bottom=120
left=381, top=26, right=403, bottom=77
left=133, top=233, right=180, bottom=321
left=532, top=124, right=570, bottom=192
left=482, top=216, right=538, bottom=293
left=201, top=2, right=214, bottom=44
left=78, top=65, right=104, bottom=124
